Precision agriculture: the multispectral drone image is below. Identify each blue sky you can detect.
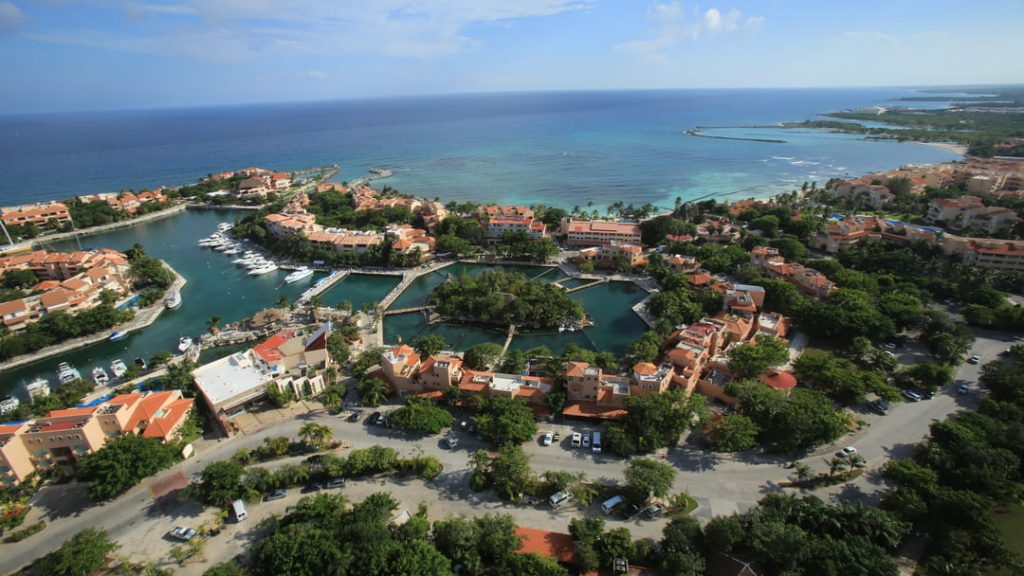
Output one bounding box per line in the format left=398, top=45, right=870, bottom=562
left=1, top=0, right=1021, bottom=113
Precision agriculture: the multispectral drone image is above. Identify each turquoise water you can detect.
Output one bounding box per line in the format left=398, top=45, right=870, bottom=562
left=0, top=209, right=328, bottom=396
left=383, top=280, right=649, bottom=357
left=318, top=273, right=401, bottom=312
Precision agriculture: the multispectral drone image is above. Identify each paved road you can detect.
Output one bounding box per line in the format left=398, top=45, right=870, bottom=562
left=1, top=329, right=1015, bottom=573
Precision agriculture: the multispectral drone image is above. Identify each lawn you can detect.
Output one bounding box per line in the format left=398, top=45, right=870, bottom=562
left=992, top=504, right=1024, bottom=576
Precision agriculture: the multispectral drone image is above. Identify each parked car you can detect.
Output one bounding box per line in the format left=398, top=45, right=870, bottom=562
left=571, top=432, right=582, bottom=448
left=884, top=351, right=897, bottom=359
left=883, top=342, right=897, bottom=350
left=326, top=477, right=346, bottom=489
left=967, top=355, right=981, bottom=364
left=958, top=383, right=970, bottom=395
left=836, top=446, right=858, bottom=458
left=169, top=526, right=197, bottom=541
left=902, top=389, right=923, bottom=402
left=541, top=431, right=554, bottom=446
left=581, top=433, right=591, bottom=449
left=870, top=400, right=891, bottom=415
left=444, top=435, right=458, bottom=449
left=372, top=411, right=386, bottom=426
left=301, top=482, right=323, bottom=493
left=346, top=410, right=362, bottom=422
left=305, top=454, right=323, bottom=465
left=644, top=504, right=665, bottom=519
left=263, top=489, right=287, bottom=502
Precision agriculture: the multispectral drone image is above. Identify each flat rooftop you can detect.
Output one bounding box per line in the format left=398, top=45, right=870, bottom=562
left=193, top=351, right=272, bottom=407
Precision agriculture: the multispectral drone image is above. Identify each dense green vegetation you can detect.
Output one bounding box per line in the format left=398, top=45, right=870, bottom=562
left=469, top=395, right=538, bottom=446
left=33, top=528, right=119, bottom=576
left=603, top=390, right=707, bottom=456
left=429, top=269, right=584, bottom=328
left=306, top=188, right=412, bottom=230
left=727, top=335, right=789, bottom=379
left=386, top=397, right=454, bottom=435
left=77, top=434, right=181, bottom=501
left=725, top=380, right=847, bottom=453
left=0, top=303, right=133, bottom=361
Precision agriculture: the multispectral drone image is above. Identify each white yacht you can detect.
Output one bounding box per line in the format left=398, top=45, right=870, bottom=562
left=165, top=290, right=182, bottom=309
left=25, top=378, right=50, bottom=400
left=110, top=359, right=128, bottom=378
left=92, top=367, right=110, bottom=385
left=56, top=362, right=81, bottom=384
left=246, top=258, right=270, bottom=270
left=214, top=242, right=233, bottom=252
left=248, top=262, right=279, bottom=275
left=178, top=336, right=193, bottom=353
left=223, top=246, right=242, bottom=255
left=217, top=222, right=233, bottom=232
left=0, top=395, right=19, bottom=416
left=284, top=267, right=315, bottom=283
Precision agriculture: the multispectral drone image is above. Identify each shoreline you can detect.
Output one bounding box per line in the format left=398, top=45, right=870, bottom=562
left=914, top=141, right=968, bottom=155
left=0, top=261, right=187, bottom=375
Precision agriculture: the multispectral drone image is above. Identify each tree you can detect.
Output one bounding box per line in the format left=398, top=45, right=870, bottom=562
left=387, top=397, right=454, bottom=435
left=78, top=434, right=178, bottom=500
left=728, top=335, right=790, bottom=379
left=326, top=331, right=351, bottom=364
left=298, top=422, right=333, bottom=450
left=624, top=331, right=661, bottom=363
left=793, top=462, right=813, bottom=483
left=489, top=445, right=533, bottom=501
left=196, top=460, right=246, bottom=506
left=624, top=457, right=677, bottom=502
left=357, top=375, right=390, bottom=407
left=149, top=350, right=173, bottom=367
left=252, top=523, right=348, bottom=576
left=709, top=414, right=760, bottom=452
left=604, top=391, right=706, bottom=456
left=474, top=396, right=538, bottom=446
left=35, top=528, right=119, bottom=576
left=462, top=342, right=503, bottom=370
left=411, top=334, right=447, bottom=357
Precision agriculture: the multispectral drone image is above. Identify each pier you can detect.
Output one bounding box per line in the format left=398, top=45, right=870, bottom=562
left=296, top=270, right=350, bottom=305
left=565, top=277, right=608, bottom=294
left=499, top=324, right=517, bottom=358
left=348, top=167, right=393, bottom=188
left=383, top=305, right=434, bottom=316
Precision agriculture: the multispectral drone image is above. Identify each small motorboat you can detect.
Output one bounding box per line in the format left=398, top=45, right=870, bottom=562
left=165, top=290, right=182, bottom=309
left=134, top=357, right=148, bottom=371
left=284, top=267, right=315, bottom=284
left=92, top=367, right=110, bottom=385
left=111, top=359, right=128, bottom=378
left=0, top=395, right=19, bottom=416
left=248, top=262, right=279, bottom=276
left=56, top=362, right=81, bottom=384
left=178, top=336, right=193, bottom=353
left=25, top=378, right=50, bottom=400
left=109, top=331, right=127, bottom=341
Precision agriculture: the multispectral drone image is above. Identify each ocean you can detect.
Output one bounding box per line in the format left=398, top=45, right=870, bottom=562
left=0, top=88, right=959, bottom=210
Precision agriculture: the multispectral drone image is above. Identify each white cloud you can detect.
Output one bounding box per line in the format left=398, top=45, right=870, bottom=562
left=306, top=69, right=329, bottom=79
left=0, top=1, right=25, bottom=36
left=29, top=0, right=592, bottom=60
left=616, top=3, right=761, bottom=60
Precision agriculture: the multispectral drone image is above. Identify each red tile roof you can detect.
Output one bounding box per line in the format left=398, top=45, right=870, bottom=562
left=515, top=527, right=577, bottom=564
left=760, top=370, right=797, bottom=390
left=253, top=329, right=295, bottom=362
left=142, top=398, right=194, bottom=440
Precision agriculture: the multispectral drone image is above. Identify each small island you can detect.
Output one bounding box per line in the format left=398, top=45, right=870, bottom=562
left=428, top=269, right=585, bottom=329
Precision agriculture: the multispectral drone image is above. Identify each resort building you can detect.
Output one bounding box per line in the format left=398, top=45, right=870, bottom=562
left=925, top=195, right=1020, bottom=234
left=574, top=242, right=645, bottom=269
left=193, top=324, right=332, bottom=434
left=750, top=247, right=834, bottom=299
left=387, top=224, right=436, bottom=258
left=666, top=254, right=700, bottom=274
left=0, top=249, right=134, bottom=332
left=942, top=235, right=1024, bottom=273
left=828, top=180, right=895, bottom=209
left=1, top=201, right=72, bottom=229
left=560, top=218, right=642, bottom=247
left=475, top=206, right=547, bottom=241
left=0, top=391, right=194, bottom=486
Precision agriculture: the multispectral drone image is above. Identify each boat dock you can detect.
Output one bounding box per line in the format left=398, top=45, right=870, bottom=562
left=348, top=167, right=393, bottom=188
left=296, top=270, right=350, bottom=304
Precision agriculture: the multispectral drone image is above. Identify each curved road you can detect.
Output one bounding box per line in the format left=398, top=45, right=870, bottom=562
left=0, top=329, right=1011, bottom=573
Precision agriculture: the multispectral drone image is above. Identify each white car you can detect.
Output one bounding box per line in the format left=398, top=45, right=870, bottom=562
left=836, top=446, right=858, bottom=458
left=571, top=432, right=582, bottom=448
left=967, top=355, right=981, bottom=364
left=582, top=433, right=591, bottom=449
left=541, top=431, right=554, bottom=446
left=169, top=526, right=197, bottom=541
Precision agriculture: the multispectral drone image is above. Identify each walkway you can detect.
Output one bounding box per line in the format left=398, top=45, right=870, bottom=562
left=30, top=204, right=187, bottom=248
left=0, top=260, right=187, bottom=373
left=565, top=278, right=607, bottom=294
left=383, top=305, right=434, bottom=316
left=500, top=324, right=517, bottom=357
left=296, top=270, right=350, bottom=304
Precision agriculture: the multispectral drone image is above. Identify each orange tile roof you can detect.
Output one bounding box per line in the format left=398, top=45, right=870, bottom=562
left=45, top=407, right=97, bottom=419
left=253, top=329, right=296, bottom=362
left=561, top=402, right=628, bottom=420
left=142, top=398, right=194, bottom=439
left=125, top=391, right=176, bottom=432
left=564, top=361, right=589, bottom=378
left=633, top=362, right=658, bottom=375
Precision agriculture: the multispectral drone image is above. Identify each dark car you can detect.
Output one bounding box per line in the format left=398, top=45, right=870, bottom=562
left=369, top=411, right=383, bottom=425
left=346, top=410, right=363, bottom=422
left=301, top=482, right=323, bottom=494
left=373, top=412, right=386, bottom=426
left=305, top=454, right=323, bottom=465
left=263, top=489, right=287, bottom=502
left=326, top=477, right=346, bottom=489
left=871, top=400, right=891, bottom=415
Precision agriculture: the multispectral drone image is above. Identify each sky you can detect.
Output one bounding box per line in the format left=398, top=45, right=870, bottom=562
left=1, top=0, right=1022, bottom=113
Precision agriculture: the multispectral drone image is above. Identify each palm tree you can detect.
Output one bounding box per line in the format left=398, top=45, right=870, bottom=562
left=847, top=453, right=867, bottom=471
left=825, top=456, right=849, bottom=478
left=299, top=422, right=333, bottom=450
left=793, top=462, right=813, bottom=484
left=359, top=377, right=389, bottom=407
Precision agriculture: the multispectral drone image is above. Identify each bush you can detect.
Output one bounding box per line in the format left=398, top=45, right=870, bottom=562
left=387, top=397, right=454, bottom=435
left=4, top=520, right=46, bottom=543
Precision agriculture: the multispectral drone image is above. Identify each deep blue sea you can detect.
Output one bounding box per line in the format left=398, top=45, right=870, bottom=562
left=0, top=88, right=959, bottom=210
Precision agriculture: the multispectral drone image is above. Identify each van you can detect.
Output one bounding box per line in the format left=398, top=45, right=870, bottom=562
left=591, top=431, right=602, bottom=453
left=601, top=495, right=625, bottom=515
left=549, top=490, right=572, bottom=508
left=231, top=499, right=247, bottom=522
left=571, top=432, right=582, bottom=448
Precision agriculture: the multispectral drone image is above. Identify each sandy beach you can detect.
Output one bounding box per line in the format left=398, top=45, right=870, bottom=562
left=916, top=141, right=968, bottom=156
